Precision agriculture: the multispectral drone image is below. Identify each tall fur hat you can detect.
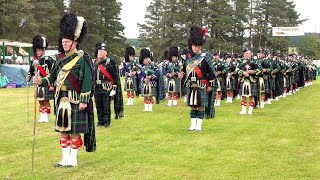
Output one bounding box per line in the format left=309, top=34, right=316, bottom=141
left=32, top=35, right=48, bottom=55
left=243, top=47, right=251, bottom=53
left=169, top=46, right=179, bottom=61
left=139, top=48, right=151, bottom=64
left=188, top=26, right=206, bottom=46
left=179, top=48, right=189, bottom=60
left=125, top=46, right=135, bottom=62
left=59, top=12, right=88, bottom=51
left=94, top=43, right=106, bottom=58
left=163, top=50, right=169, bottom=60
left=180, top=48, right=189, bottom=55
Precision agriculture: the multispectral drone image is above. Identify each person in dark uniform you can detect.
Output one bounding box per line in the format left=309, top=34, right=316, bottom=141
left=26, top=35, right=55, bottom=122
left=122, top=46, right=140, bottom=106
left=235, top=48, right=262, bottom=115
left=179, top=26, right=216, bottom=131
left=212, top=52, right=228, bottom=106
left=179, top=48, right=189, bottom=103
left=165, top=46, right=181, bottom=106
left=225, top=54, right=237, bottom=103
left=138, top=48, right=165, bottom=111
left=258, top=49, right=273, bottom=108
left=93, top=43, right=124, bottom=128
left=33, top=12, right=96, bottom=167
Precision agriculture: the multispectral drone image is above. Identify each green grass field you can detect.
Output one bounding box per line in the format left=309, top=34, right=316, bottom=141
left=1, top=79, right=319, bottom=179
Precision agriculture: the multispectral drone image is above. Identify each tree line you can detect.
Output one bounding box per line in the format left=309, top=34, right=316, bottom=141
left=0, top=0, right=125, bottom=60
left=138, top=0, right=320, bottom=60
left=0, top=0, right=319, bottom=62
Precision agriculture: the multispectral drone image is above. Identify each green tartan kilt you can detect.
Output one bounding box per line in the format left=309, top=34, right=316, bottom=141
left=55, top=91, right=89, bottom=134
left=284, top=75, right=290, bottom=88
left=269, top=76, right=276, bottom=90
left=141, top=81, right=157, bottom=97
left=226, top=76, right=237, bottom=91
left=231, top=77, right=237, bottom=90
left=263, top=77, right=270, bottom=93
left=167, top=77, right=181, bottom=93
left=124, top=76, right=138, bottom=91
left=186, top=87, right=208, bottom=107
left=239, top=81, right=257, bottom=96
left=295, top=71, right=300, bottom=82
left=216, top=76, right=225, bottom=91
left=37, top=86, right=54, bottom=101
left=290, top=73, right=296, bottom=84
left=308, top=71, right=313, bottom=80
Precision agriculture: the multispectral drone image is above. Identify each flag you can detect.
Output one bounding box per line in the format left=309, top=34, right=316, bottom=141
left=19, top=47, right=28, bottom=56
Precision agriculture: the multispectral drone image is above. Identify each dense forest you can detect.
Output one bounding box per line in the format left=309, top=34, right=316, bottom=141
left=0, top=0, right=319, bottom=61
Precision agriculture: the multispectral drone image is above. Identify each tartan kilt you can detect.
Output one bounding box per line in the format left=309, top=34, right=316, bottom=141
left=167, top=77, right=181, bottom=93
left=55, top=91, right=89, bottom=134
left=269, top=76, right=276, bottom=90
left=263, top=76, right=270, bottom=93
left=226, top=76, right=237, bottom=91
left=284, top=75, right=290, bottom=88
left=216, top=76, right=225, bottom=91
left=141, top=81, right=157, bottom=97
left=36, top=86, right=54, bottom=101
left=239, top=80, right=257, bottom=97
left=231, top=76, right=237, bottom=90
left=295, top=71, right=300, bottom=82
left=308, top=71, right=314, bottom=80
left=290, top=73, right=296, bottom=84
left=186, top=87, right=208, bottom=107
left=124, top=76, right=138, bottom=91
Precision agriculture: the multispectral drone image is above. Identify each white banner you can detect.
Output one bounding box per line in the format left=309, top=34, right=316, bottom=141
left=272, top=27, right=304, bottom=36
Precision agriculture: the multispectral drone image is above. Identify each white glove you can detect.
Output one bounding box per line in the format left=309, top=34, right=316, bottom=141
left=109, top=85, right=117, bottom=96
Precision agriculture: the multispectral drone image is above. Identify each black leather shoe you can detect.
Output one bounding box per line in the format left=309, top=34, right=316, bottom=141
left=54, top=163, right=64, bottom=167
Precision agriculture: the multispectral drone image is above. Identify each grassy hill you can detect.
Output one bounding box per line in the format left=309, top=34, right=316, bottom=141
left=0, top=79, right=319, bottom=179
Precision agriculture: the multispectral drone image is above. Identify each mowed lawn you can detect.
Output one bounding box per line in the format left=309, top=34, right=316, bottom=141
left=0, top=79, right=319, bottom=179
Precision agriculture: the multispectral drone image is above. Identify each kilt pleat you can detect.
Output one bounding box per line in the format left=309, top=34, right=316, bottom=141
left=186, top=88, right=208, bottom=107
left=37, top=86, right=54, bottom=101
left=167, top=77, right=181, bottom=93
left=269, top=76, right=276, bottom=90
left=239, top=81, right=257, bottom=96
left=263, top=77, right=270, bottom=93
left=124, top=76, right=138, bottom=91
left=55, top=91, right=88, bottom=134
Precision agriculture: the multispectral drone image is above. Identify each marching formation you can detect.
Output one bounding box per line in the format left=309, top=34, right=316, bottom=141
left=28, top=12, right=317, bottom=168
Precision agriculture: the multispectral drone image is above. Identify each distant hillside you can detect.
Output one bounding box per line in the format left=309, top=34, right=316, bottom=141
left=290, top=33, right=320, bottom=46
left=125, top=38, right=146, bottom=48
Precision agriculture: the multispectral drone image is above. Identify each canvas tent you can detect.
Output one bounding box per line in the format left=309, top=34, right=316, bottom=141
left=0, top=64, right=31, bottom=86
